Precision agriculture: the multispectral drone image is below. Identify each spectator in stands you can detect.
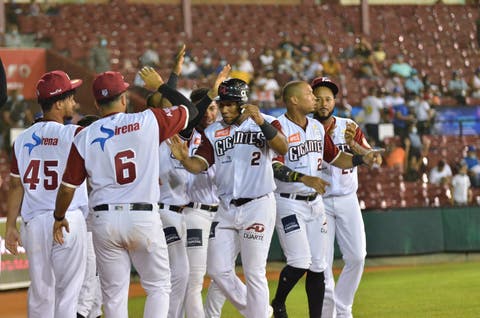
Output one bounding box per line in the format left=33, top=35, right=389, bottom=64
left=408, top=94, right=434, bottom=136
left=259, top=48, right=275, bottom=72
left=5, top=24, right=22, bottom=47
left=322, top=53, right=342, bottom=78
left=403, top=133, right=429, bottom=182
left=372, top=40, right=386, bottom=65
left=303, top=52, right=323, bottom=82
left=361, top=87, right=384, bottom=144
left=199, top=54, right=215, bottom=77
left=355, top=37, right=380, bottom=79
left=404, top=69, right=424, bottom=100
left=2, top=88, right=32, bottom=128
left=139, top=41, right=160, bottom=68
left=181, top=55, right=202, bottom=79
left=390, top=90, right=414, bottom=138
left=450, top=164, right=472, bottom=206
left=384, top=140, right=406, bottom=173
left=447, top=70, right=469, bottom=105
left=88, top=35, right=111, bottom=74
left=384, top=72, right=405, bottom=96
left=429, top=159, right=452, bottom=186
left=278, top=32, right=296, bottom=56
left=462, top=145, right=480, bottom=188
left=389, top=54, right=413, bottom=78
left=470, top=67, right=480, bottom=99
left=297, top=34, right=313, bottom=56
left=231, top=49, right=254, bottom=83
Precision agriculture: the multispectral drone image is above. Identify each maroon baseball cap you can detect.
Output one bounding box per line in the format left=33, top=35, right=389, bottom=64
left=93, top=71, right=130, bottom=101
left=310, top=77, right=339, bottom=96
left=36, top=70, right=82, bottom=100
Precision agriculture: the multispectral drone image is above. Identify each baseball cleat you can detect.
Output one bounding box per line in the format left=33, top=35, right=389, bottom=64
left=271, top=302, right=288, bottom=318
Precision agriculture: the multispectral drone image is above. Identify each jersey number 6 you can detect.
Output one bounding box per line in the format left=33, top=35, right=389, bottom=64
left=114, top=150, right=136, bottom=184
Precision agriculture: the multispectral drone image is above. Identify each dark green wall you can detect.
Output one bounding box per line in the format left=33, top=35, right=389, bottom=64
left=268, top=207, right=480, bottom=261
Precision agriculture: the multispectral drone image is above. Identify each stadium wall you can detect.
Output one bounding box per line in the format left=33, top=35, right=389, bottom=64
left=268, top=207, right=480, bottom=261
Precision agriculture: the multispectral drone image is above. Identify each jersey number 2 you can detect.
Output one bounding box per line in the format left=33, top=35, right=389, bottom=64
left=23, top=160, right=58, bottom=190
left=251, top=152, right=261, bottom=166
left=115, top=150, right=136, bottom=184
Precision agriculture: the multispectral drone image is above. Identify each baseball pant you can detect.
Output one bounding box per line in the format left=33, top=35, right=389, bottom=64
left=91, top=206, right=171, bottom=318
left=204, top=280, right=227, bottom=318
left=77, top=231, right=102, bottom=318
left=183, top=206, right=226, bottom=318
left=275, top=194, right=328, bottom=272
left=21, top=209, right=87, bottom=318
left=160, top=207, right=189, bottom=318
left=322, top=192, right=366, bottom=318
left=207, top=193, right=276, bottom=318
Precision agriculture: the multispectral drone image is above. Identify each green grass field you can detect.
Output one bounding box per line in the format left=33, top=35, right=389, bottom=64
left=128, top=261, right=480, bottom=317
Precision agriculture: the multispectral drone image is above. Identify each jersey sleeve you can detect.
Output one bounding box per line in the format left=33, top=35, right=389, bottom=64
left=324, top=134, right=340, bottom=163
left=150, top=106, right=188, bottom=143
left=62, top=144, right=88, bottom=187
left=9, top=143, right=20, bottom=177
left=193, top=131, right=215, bottom=167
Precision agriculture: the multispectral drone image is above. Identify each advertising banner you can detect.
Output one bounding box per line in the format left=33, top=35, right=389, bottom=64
left=0, top=217, right=30, bottom=290
left=0, top=48, right=47, bottom=99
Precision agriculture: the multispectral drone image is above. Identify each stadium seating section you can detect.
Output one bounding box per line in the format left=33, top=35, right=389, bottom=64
left=14, top=2, right=480, bottom=106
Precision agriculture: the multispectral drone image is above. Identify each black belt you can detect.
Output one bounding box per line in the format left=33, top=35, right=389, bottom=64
left=93, top=203, right=154, bottom=211
left=186, top=202, right=218, bottom=212
left=158, top=203, right=184, bottom=213
left=280, top=193, right=318, bottom=202
left=230, top=195, right=266, bottom=207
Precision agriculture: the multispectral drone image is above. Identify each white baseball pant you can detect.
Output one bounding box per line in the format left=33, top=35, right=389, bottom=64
left=160, top=206, right=189, bottom=318
left=183, top=206, right=226, bottom=318
left=204, top=280, right=227, bottom=318
left=20, top=209, right=87, bottom=318
left=207, top=193, right=276, bottom=318
left=91, top=206, right=171, bottom=318
left=77, top=231, right=102, bottom=318
left=322, top=192, right=366, bottom=318
left=274, top=194, right=328, bottom=272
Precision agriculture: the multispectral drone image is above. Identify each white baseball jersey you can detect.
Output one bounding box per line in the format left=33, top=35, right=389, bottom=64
left=321, top=116, right=368, bottom=197
left=159, top=140, right=190, bottom=205
left=187, top=128, right=219, bottom=205
left=194, top=114, right=281, bottom=204
left=10, top=121, right=88, bottom=222
left=274, top=115, right=340, bottom=194
left=62, top=106, right=188, bottom=205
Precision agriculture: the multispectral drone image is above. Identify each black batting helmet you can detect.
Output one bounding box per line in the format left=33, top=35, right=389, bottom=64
left=217, top=78, right=249, bottom=104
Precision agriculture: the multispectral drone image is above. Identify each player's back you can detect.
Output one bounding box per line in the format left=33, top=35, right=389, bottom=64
left=12, top=121, right=88, bottom=221
left=75, top=110, right=162, bottom=207
left=159, top=140, right=190, bottom=205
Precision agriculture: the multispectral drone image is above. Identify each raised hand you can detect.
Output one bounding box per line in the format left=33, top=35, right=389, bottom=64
left=345, top=122, right=357, bottom=146
left=168, top=134, right=189, bottom=162
left=139, top=66, right=164, bottom=91
left=173, top=44, right=186, bottom=76
left=208, top=64, right=232, bottom=99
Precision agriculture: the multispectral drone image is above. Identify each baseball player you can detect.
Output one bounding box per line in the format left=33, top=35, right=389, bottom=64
left=147, top=63, right=230, bottom=318
left=52, top=69, right=200, bottom=318
left=312, top=77, right=377, bottom=318
left=5, top=70, right=88, bottom=317
left=76, top=115, right=103, bottom=318
left=270, top=81, right=381, bottom=318
left=169, top=78, right=288, bottom=318
left=183, top=88, right=226, bottom=318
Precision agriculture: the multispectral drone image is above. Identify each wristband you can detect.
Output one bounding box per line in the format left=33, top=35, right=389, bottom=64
left=53, top=212, right=65, bottom=222
left=259, top=121, right=278, bottom=140
left=352, top=154, right=364, bottom=166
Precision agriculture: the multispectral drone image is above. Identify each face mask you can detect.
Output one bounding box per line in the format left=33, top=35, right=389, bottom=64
left=411, top=128, right=418, bottom=134
left=100, top=39, right=107, bottom=47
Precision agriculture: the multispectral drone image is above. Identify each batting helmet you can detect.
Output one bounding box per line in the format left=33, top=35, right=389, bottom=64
left=217, top=78, right=249, bottom=104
